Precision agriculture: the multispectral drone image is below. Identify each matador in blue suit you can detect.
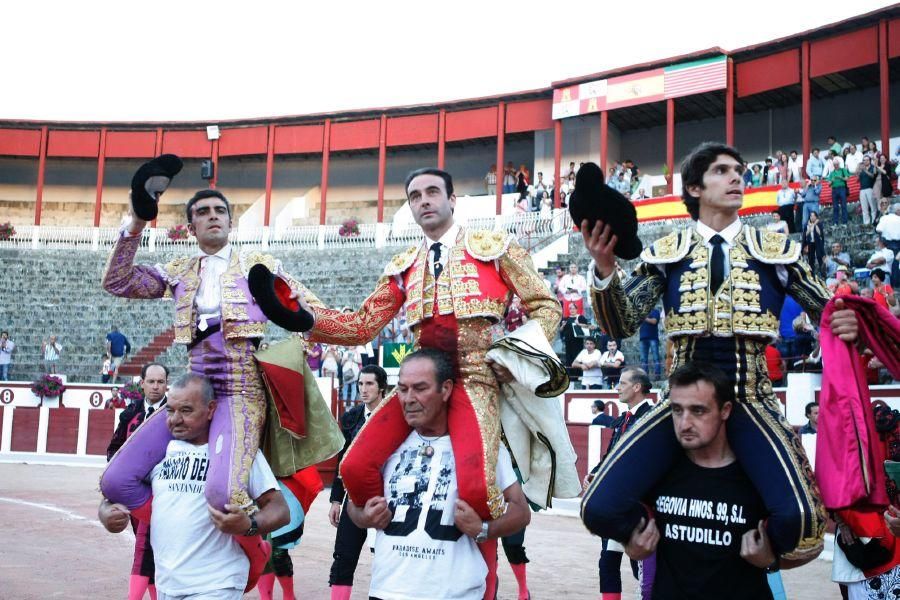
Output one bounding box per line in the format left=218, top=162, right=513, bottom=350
left=579, top=142, right=860, bottom=561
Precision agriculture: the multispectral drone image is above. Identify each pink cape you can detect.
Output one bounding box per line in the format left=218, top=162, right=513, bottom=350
left=816, top=296, right=900, bottom=510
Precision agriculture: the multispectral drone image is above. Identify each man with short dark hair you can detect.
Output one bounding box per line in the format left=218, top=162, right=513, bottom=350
left=599, top=339, right=625, bottom=388
left=328, top=364, right=389, bottom=600
left=799, top=401, right=819, bottom=435
left=585, top=366, right=655, bottom=599
left=346, top=350, right=530, bottom=600
left=99, top=373, right=290, bottom=600
left=105, top=362, right=169, bottom=600
left=581, top=142, right=859, bottom=561
left=622, top=362, right=810, bottom=599
left=105, top=325, right=132, bottom=384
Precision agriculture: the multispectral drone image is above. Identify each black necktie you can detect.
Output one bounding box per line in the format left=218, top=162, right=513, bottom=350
left=710, top=234, right=726, bottom=293
left=431, top=242, right=443, bottom=281
left=146, top=405, right=154, bottom=417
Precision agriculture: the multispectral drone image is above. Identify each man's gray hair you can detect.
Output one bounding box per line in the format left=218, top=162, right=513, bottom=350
left=171, top=373, right=215, bottom=405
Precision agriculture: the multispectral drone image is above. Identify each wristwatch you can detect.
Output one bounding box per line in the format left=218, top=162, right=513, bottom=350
left=245, top=516, right=259, bottom=537
left=475, top=521, right=489, bottom=544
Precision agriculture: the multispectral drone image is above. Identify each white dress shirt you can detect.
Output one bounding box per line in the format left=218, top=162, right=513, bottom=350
left=196, top=245, right=233, bottom=327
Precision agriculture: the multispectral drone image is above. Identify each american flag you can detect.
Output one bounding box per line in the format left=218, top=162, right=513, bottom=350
left=664, top=56, right=727, bottom=99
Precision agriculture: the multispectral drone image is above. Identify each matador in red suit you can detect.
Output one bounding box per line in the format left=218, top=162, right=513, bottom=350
left=307, top=168, right=561, bottom=522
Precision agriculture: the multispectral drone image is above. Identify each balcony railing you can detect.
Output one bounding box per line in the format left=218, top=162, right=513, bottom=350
left=0, top=210, right=573, bottom=252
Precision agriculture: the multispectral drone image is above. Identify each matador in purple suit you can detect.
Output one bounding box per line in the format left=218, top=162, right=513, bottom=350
left=99, top=167, right=319, bottom=588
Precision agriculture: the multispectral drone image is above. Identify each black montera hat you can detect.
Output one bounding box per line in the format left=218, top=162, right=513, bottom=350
left=247, top=264, right=316, bottom=332
left=568, top=162, right=642, bottom=260
left=130, top=154, right=184, bottom=221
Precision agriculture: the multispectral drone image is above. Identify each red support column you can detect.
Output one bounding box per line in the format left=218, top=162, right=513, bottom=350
left=496, top=102, right=505, bottom=215
left=34, top=126, right=48, bottom=226
left=320, top=119, right=331, bottom=226
left=263, top=124, right=275, bottom=227
left=437, top=109, right=446, bottom=169
left=209, top=139, right=219, bottom=190
left=553, top=120, right=562, bottom=208
left=600, top=111, right=608, bottom=173
left=152, top=128, right=163, bottom=228
left=880, top=19, right=891, bottom=158
left=801, top=41, right=811, bottom=162
left=94, top=127, right=108, bottom=227
left=377, top=114, right=387, bottom=223
left=725, top=58, right=735, bottom=146
left=666, top=99, right=675, bottom=195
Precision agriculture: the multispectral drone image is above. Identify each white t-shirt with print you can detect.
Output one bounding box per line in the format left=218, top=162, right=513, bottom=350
left=369, top=433, right=517, bottom=600
left=149, top=441, right=278, bottom=596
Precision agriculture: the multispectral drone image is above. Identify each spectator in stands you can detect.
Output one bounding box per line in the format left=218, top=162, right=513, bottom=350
left=639, top=308, right=661, bottom=380
left=341, top=347, right=362, bottom=406
left=778, top=296, right=803, bottom=368
left=787, top=151, right=802, bottom=180
left=322, top=345, right=340, bottom=379
left=550, top=265, right=566, bottom=303
left=742, top=162, right=753, bottom=188
left=590, top=400, right=615, bottom=426
left=876, top=203, right=900, bottom=286
left=803, top=211, right=826, bottom=277
left=41, top=335, right=62, bottom=374
left=827, top=158, right=851, bottom=225
left=866, top=140, right=880, bottom=157
left=540, top=193, right=552, bottom=217
left=765, top=342, right=785, bottom=387
left=867, top=237, right=895, bottom=284
left=504, top=296, right=528, bottom=332
left=0, top=331, right=15, bottom=381
left=105, top=326, right=132, bottom=385
left=516, top=171, right=528, bottom=200
left=599, top=340, right=625, bottom=389
left=503, top=162, right=516, bottom=194
left=767, top=210, right=789, bottom=234
left=611, top=170, right=630, bottom=195
left=573, top=337, right=604, bottom=390
left=775, top=180, right=797, bottom=233
left=533, top=172, right=549, bottom=210
left=825, top=241, right=852, bottom=282
left=763, top=157, right=778, bottom=186
left=776, top=151, right=789, bottom=183
left=870, top=268, right=896, bottom=310
left=874, top=154, right=894, bottom=204
left=827, top=136, right=843, bottom=157
left=876, top=197, right=893, bottom=229
left=798, top=402, right=819, bottom=435
left=484, top=164, right=497, bottom=196
left=792, top=310, right=818, bottom=360
left=806, top=148, right=824, bottom=180
left=561, top=313, right=591, bottom=366
left=859, top=155, right=878, bottom=226
left=558, top=262, right=587, bottom=305
left=307, top=342, right=324, bottom=375
left=834, top=267, right=856, bottom=296
left=100, top=354, right=113, bottom=384
left=800, top=176, right=822, bottom=231
left=750, top=163, right=762, bottom=187
left=565, top=161, right=577, bottom=179
left=845, top=144, right=864, bottom=174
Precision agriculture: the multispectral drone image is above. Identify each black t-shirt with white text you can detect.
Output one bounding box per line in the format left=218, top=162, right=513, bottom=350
left=650, top=455, right=772, bottom=600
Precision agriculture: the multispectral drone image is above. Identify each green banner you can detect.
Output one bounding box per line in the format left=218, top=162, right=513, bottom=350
left=381, top=342, right=414, bottom=368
